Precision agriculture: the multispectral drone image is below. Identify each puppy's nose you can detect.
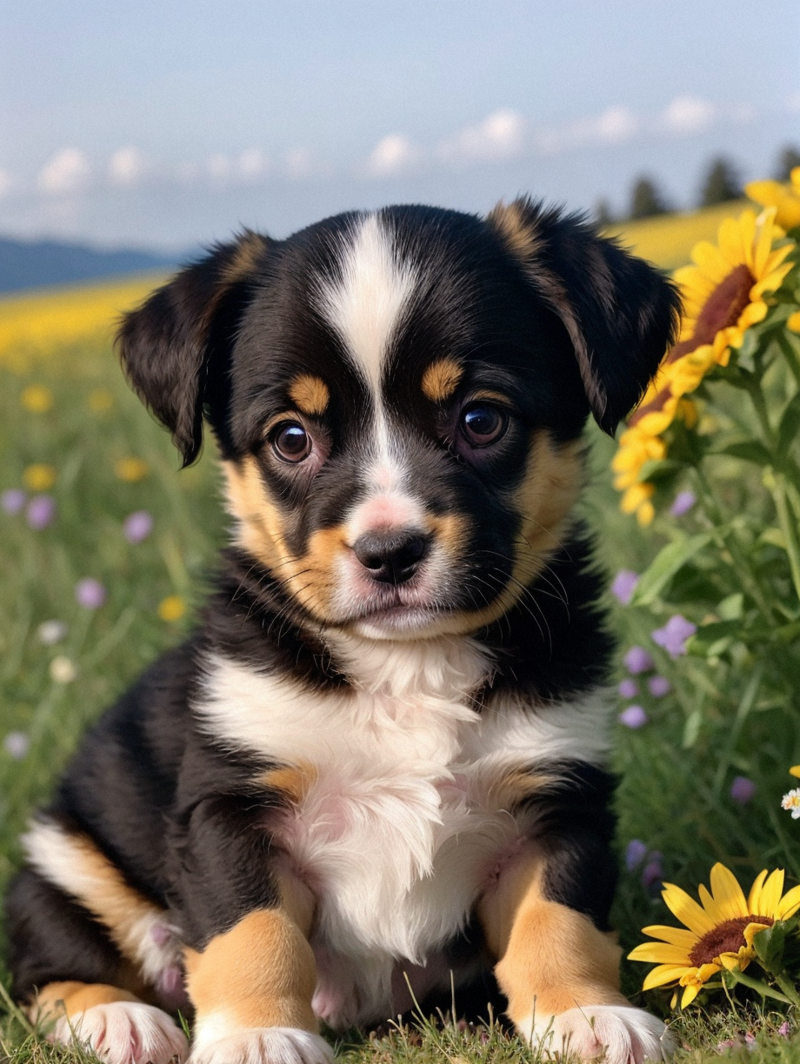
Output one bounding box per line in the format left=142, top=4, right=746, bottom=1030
left=353, top=530, right=430, bottom=585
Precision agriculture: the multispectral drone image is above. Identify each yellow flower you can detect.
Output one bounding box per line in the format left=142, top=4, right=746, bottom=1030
left=788, top=311, right=800, bottom=334
left=746, top=167, right=800, bottom=230
left=114, top=457, right=150, bottom=482
left=88, top=387, right=114, bottom=412
left=157, top=595, right=186, bottom=623
left=20, top=384, right=54, bottom=413
left=614, top=207, right=794, bottom=523
left=629, top=863, right=800, bottom=1009
left=789, top=765, right=800, bottom=779
left=22, top=464, right=57, bottom=491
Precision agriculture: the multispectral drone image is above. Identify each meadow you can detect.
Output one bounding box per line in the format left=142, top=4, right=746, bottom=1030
left=2, top=197, right=800, bottom=1064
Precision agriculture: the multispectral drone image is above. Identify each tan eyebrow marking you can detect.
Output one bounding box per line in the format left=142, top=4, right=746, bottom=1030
left=288, top=374, right=330, bottom=416
left=421, top=359, right=464, bottom=403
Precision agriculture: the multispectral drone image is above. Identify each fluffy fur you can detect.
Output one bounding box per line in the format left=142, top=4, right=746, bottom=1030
left=6, top=200, right=681, bottom=1064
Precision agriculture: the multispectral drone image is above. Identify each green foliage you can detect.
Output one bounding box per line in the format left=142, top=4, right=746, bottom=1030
left=629, top=175, right=671, bottom=220
left=699, top=157, right=743, bottom=207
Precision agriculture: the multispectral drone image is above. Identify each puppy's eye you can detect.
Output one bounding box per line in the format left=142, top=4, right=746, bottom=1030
left=459, top=403, right=508, bottom=447
left=272, top=421, right=312, bottom=463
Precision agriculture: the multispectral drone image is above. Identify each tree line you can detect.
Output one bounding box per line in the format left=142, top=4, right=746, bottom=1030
left=596, top=145, right=800, bottom=225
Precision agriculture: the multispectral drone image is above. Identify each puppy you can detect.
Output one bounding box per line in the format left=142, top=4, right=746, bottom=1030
left=6, top=200, right=680, bottom=1064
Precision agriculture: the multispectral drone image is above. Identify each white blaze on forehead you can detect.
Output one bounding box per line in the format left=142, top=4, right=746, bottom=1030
left=315, top=212, right=418, bottom=402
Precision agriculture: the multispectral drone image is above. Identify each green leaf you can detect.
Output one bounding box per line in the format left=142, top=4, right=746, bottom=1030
left=682, top=708, right=703, bottom=749
left=777, top=389, right=800, bottom=464
left=638, top=458, right=686, bottom=482
left=710, top=437, right=772, bottom=465
left=753, top=921, right=788, bottom=973
left=630, top=532, right=714, bottom=606
left=717, top=593, right=744, bottom=620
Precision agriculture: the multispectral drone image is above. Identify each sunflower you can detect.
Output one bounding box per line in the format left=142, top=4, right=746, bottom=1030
left=629, top=863, right=800, bottom=1008
left=746, top=167, right=800, bottom=231
left=613, top=208, right=794, bottom=524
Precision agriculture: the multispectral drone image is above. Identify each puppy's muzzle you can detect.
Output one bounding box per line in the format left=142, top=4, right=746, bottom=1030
left=352, top=530, right=430, bottom=585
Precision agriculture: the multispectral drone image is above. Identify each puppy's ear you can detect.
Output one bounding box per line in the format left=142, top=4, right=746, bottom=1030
left=117, top=230, right=269, bottom=466
left=486, top=197, right=681, bottom=435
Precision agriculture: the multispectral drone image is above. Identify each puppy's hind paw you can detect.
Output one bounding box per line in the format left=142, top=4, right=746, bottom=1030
left=189, top=1027, right=333, bottom=1064
left=520, top=1004, right=675, bottom=1063
left=54, top=1001, right=188, bottom=1064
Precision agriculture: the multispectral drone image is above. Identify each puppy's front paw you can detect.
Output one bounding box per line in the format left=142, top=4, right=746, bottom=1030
left=520, top=1005, right=675, bottom=1063
left=189, top=1027, right=333, bottom=1064
left=54, top=1002, right=188, bottom=1064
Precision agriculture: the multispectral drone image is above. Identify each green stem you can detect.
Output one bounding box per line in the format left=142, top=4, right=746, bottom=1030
left=772, top=475, right=800, bottom=603
left=775, top=973, right=800, bottom=1009
left=779, top=334, right=800, bottom=387
left=724, top=967, right=794, bottom=1005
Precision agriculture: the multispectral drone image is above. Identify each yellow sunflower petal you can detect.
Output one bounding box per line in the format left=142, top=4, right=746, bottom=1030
left=742, top=922, right=771, bottom=948
left=747, top=869, right=769, bottom=914
left=642, top=964, right=691, bottom=991
left=709, top=863, right=748, bottom=920
left=627, top=943, right=693, bottom=966
left=640, top=924, right=698, bottom=951
left=789, top=765, right=800, bottom=778
left=776, top=883, right=800, bottom=920
left=697, top=883, right=726, bottom=924
left=661, top=882, right=716, bottom=935
left=755, top=868, right=784, bottom=916
left=680, top=983, right=701, bottom=1008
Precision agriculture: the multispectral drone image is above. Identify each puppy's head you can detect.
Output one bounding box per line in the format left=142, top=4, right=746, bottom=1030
left=119, top=202, right=679, bottom=639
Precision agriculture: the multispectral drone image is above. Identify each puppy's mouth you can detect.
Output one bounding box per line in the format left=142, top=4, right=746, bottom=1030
left=346, top=586, right=449, bottom=634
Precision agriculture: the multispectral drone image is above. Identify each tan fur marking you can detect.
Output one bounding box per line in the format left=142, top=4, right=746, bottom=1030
left=184, top=909, right=318, bottom=1034
left=488, top=769, right=557, bottom=809
left=32, top=981, right=139, bottom=1023
left=288, top=375, right=330, bottom=416
left=426, top=433, right=582, bottom=636
left=224, top=458, right=342, bottom=619
left=486, top=199, right=607, bottom=420
left=486, top=201, right=543, bottom=261
left=478, top=851, right=625, bottom=1024
left=421, top=359, right=464, bottom=403
left=220, top=231, right=268, bottom=285
left=26, top=827, right=171, bottom=980
left=260, top=763, right=318, bottom=805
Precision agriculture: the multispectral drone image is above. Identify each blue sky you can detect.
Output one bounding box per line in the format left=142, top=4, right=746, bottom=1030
left=1, top=0, right=798, bottom=250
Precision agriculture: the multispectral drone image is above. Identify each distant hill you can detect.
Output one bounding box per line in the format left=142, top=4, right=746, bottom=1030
left=0, top=237, right=181, bottom=294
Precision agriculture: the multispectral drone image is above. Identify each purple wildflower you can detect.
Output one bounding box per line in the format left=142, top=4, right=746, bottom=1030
left=779, top=1023, right=791, bottom=1038
left=642, top=857, right=663, bottom=890
left=611, top=569, right=639, bottom=605
left=670, top=490, right=697, bottom=517
left=618, top=705, right=648, bottom=729
left=647, top=675, right=672, bottom=697
left=623, top=646, right=654, bottom=674
left=26, top=494, right=56, bottom=529
left=123, top=510, right=154, bottom=544
left=618, top=678, right=639, bottom=699
left=4, top=731, right=30, bottom=759
left=730, top=776, right=757, bottom=805
left=75, top=578, right=107, bottom=609
left=625, top=839, right=648, bottom=870
left=1, top=488, right=26, bottom=515
left=652, top=615, right=697, bottom=658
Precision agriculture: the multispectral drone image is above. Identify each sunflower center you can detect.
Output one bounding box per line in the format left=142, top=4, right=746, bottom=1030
left=688, top=914, right=773, bottom=966
left=693, top=263, right=754, bottom=345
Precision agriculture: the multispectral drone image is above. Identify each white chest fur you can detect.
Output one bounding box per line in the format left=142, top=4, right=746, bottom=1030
left=194, top=636, right=613, bottom=1025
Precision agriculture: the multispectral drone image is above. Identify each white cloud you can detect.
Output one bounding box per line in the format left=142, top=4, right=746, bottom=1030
left=207, top=153, right=232, bottom=183
left=0, top=169, right=13, bottom=198
left=535, top=105, right=639, bottom=155
left=660, top=95, right=716, bottom=134
left=108, top=146, right=147, bottom=187
left=786, top=92, right=800, bottom=113
left=283, top=147, right=315, bottom=179
left=237, top=148, right=269, bottom=181
left=364, top=134, right=422, bottom=178
left=439, top=109, right=528, bottom=163
left=38, top=148, right=91, bottom=194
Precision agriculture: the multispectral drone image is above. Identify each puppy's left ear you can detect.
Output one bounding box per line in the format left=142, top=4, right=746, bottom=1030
left=486, top=197, right=681, bottom=435
left=117, top=230, right=269, bottom=466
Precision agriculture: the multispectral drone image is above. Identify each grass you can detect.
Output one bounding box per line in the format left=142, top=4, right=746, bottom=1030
left=2, top=201, right=798, bottom=1063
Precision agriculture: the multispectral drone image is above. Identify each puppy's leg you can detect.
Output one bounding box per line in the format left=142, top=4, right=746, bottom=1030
left=36, top=982, right=188, bottom=1064
left=478, top=849, right=673, bottom=1063
left=185, top=881, right=331, bottom=1064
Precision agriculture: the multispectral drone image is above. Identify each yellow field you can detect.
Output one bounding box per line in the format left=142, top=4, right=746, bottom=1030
left=605, top=199, right=749, bottom=271
left=0, top=273, right=167, bottom=371
left=0, top=199, right=751, bottom=368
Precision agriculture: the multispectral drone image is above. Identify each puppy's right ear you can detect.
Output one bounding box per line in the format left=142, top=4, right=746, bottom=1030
left=117, top=231, right=269, bottom=466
